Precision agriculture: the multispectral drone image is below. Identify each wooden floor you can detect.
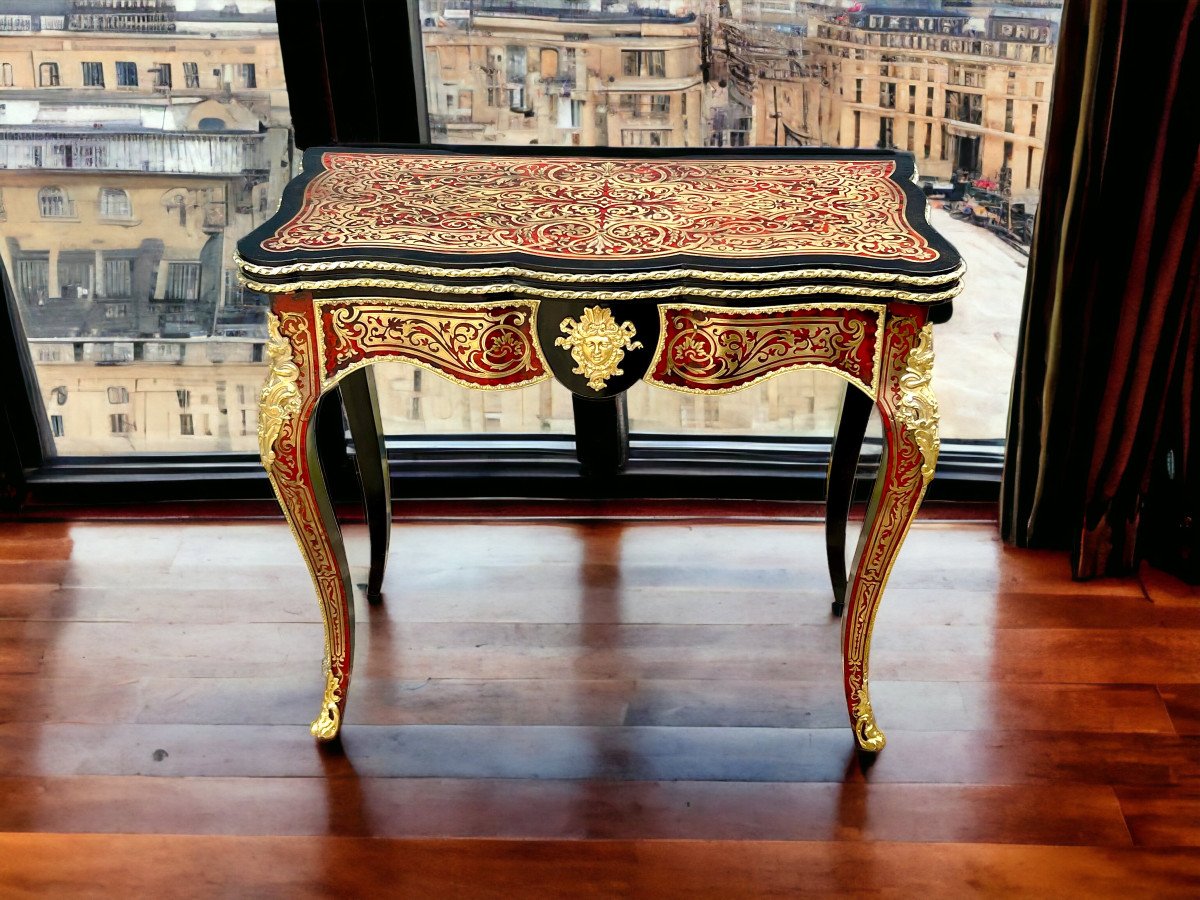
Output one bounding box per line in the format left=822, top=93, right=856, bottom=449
left=1, top=514, right=1199, bottom=898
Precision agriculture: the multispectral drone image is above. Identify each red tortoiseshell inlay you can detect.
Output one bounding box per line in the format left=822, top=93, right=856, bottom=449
left=261, top=152, right=939, bottom=263
left=319, top=301, right=547, bottom=387
left=649, top=306, right=879, bottom=394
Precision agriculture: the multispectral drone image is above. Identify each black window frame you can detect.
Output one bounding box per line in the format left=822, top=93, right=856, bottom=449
left=0, top=0, right=1001, bottom=511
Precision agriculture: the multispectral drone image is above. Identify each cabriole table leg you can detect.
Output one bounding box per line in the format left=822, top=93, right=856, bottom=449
left=841, top=308, right=940, bottom=752
left=259, top=295, right=357, bottom=742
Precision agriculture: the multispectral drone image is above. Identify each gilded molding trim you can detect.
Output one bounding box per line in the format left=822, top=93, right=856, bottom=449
left=239, top=273, right=964, bottom=305
left=555, top=306, right=643, bottom=391
left=257, top=312, right=302, bottom=469
left=895, top=325, right=940, bottom=483
left=237, top=252, right=966, bottom=288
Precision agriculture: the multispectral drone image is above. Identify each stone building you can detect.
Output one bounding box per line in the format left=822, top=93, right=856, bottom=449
left=0, top=0, right=293, bottom=452
left=807, top=5, right=1056, bottom=198
left=419, top=0, right=704, bottom=147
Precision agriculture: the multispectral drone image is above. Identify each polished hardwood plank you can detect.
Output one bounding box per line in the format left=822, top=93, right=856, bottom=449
left=2, top=835, right=1199, bottom=899
left=2, top=516, right=1200, bottom=896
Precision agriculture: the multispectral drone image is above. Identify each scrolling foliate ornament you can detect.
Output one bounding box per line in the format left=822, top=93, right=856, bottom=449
left=894, top=324, right=940, bottom=483
left=258, top=313, right=302, bottom=469
left=555, top=306, right=643, bottom=391
left=852, top=687, right=886, bottom=752
left=311, top=667, right=342, bottom=741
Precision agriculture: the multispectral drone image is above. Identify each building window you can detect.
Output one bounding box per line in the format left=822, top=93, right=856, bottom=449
left=1034, top=81, right=1044, bottom=98
left=619, top=94, right=670, bottom=118
left=0, top=62, right=11, bottom=86
left=878, top=116, right=894, bottom=149
left=164, top=262, right=201, bottom=301
left=116, top=61, right=137, bottom=87
left=1005, top=98, right=1014, bottom=133
left=854, top=78, right=862, bottom=103
left=924, top=123, right=932, bottom=158
left=109, top=413, right=131, bottom=434
left=853, top=110, right=861, bottom=146
left=177, top=389, right=190, bottom=408
left=1030, top=103, right=1039, bottom=137
left=38, top=62, right=59, bottom=86
left=107, top=386, right=129, bottom=405
left=908, top=84, right=916, bottom=114
left=15, top=258, right=49, bottom=304
left=621, top=50, right=665, bottom=78
left=50, top=415, right=65, bottom=438
left=38, top=186, right=74, bottom=218
left=99, top=187, right=132, bottom=219
left=154, top=62, right=171, bottom=88
left=104, top=303, right=129, bottom=318
left=104, top=257, right=132, bottom=297
left=58, top=256, right=93, bottom=300
left=179, top=413, right=194, bottom=436
left=907, top=120, right=915, bottom=152
left=183, top=62, right=200, bottom=88
left=81, top=61, right=104, bottom=87
left=238, top=63, right=256, bottom=88
left=620, top=129, right=669, bottom=147
left=879, top=82, right=896, bottom=110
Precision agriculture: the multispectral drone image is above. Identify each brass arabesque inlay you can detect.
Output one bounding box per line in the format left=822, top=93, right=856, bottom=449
left=556, top=306, right=643, bottom=391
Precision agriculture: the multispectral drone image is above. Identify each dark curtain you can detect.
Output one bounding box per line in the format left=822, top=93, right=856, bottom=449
left=1001, top=0, right=1200, bottom=580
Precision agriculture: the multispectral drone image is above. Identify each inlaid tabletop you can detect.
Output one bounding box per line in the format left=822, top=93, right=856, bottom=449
left=238, top=146, right=963, bottom=302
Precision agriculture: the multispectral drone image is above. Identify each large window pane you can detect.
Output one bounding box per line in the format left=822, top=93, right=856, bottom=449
left=1, top=1, right=293, bottom=454
left=414, top=0, right=1062, bottom=442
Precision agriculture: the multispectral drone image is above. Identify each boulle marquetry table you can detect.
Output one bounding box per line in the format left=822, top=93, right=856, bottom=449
left=237, top=145, right=963, bottom=753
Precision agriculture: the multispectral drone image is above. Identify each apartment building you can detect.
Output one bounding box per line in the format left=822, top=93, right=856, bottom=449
left=420, top=0, right=703, bottom=147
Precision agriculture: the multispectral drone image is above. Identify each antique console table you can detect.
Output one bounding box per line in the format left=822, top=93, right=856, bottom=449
left=237, top=146, right=963, bottom=753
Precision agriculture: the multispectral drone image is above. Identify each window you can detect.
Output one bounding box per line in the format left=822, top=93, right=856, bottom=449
left=82, top=61, right=104, bottom=87
left=116, top=61, right=137, bottom=87
left=164, top=262, right=201, bottom=301
left=621, top=129, right=669, bottom=147
left=107, top=386, right=129, bottom=404
left=1035, top=81, right=1045, bottom=98
left=104, top=258, right=132, bottom=297
left=15, top=258, right=49, bottom=304
left=907, top=120, right=915, bottom=152
left=621, top=50, right=665, bottom=78
left=183, top=62, right=200, bottom=88
left=104, top=303, right=129, bottom=318
left=879, top=83, right=896, bottom=110
left=179, top=414, right=194, bottom=436
left=854, top=78, right=862, bottom=103
left=923, top=122, right=932, bottom=158
left=908, top=84, right=916, bottom=114
left=1031, top=103, right=1039, bottom=138
left=38, top=186, right=74, bottom=218
left=154, top=62, right=171, bottom=88
left=50, top=415, right=65, bottom=438
left=177, top=389, right=191, bottom=408
left=58, top=256, right=94, bottom=300
left=926, top=86, right=933, bottom=117
left=0, top=62, right=11, bottom=86
left=238, top=63, right=256, bottom=88
left=1005, top=98, right=1014, bottom=133
left=99, top=188, right=132, bottom=219
left=109, top=413, right=131, bottom=434
left=38, top=62, right=59, bottom=86
left=878, top=116, right=894, bottom=149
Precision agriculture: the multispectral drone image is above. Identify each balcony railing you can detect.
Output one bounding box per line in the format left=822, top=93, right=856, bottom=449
left=0, top=131, right=268, bottom=176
